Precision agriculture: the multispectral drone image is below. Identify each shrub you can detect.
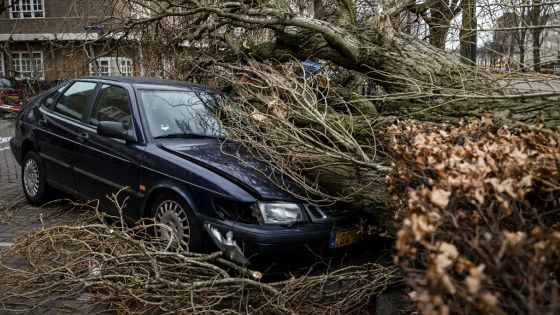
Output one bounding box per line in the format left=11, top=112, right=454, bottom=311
left=389, top=116, right=560, bottom=315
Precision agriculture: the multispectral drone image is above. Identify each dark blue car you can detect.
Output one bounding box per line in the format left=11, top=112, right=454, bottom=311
left=10, top=76, right=358, bottom=266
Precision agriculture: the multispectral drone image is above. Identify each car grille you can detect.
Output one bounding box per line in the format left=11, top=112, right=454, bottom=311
left=305, top=204, right=346, bottom=221
left=306, top=204, right=326, bottom=220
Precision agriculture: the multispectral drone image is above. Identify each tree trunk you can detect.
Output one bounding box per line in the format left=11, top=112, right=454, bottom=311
left=519, top=43, right=526, bottom=70
left=532, top=29, right=542, bottom=72
left=252, top=25, right=492, bottom=94
left=533, top=43, right=541, bottom=72
left=460, top=0, right=476, bottom=65
left=427, top=2, right=453, bottom=50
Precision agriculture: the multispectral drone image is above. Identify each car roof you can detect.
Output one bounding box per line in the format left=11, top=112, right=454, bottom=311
left=75, top=76, right=220, bottom=92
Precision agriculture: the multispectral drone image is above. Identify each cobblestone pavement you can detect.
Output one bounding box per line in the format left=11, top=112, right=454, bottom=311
left=0, top=117, right=112, bottom=314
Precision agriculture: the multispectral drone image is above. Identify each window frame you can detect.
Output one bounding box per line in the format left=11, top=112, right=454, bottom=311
left=89, top=57, right=112, bottom=76
left=0, top=52, right=4, bottom=76
left=43, top=82, right=71, bottom=110
left=118, top=58, right=133, bottom=77
left=11, top=51, right=44, bottom=80
left=83, top=80, right=141, bottom=143
left=89, top=57, right=134, bottom=77
left=10, top=0, right=45, bottom=19
left=87, top=83, right=133, bottom=127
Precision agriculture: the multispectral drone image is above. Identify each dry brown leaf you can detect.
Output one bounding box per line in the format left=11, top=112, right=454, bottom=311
left=465, top=264, right=486, bottom=294
left=480, top=291, right=498, bottom=308
left=431, top=188, right=451, bottom=209
left=438, top=242, right=459, bottom=260
left=502, top=230, right=526, bottom=246
left=441, top=274, right=456, bottom=294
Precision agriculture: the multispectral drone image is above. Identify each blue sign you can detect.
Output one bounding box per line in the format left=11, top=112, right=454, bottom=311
left=84, top=23, right=106, bottom=31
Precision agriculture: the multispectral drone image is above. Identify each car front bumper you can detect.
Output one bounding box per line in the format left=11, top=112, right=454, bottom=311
left=199, top=214, right=360, bottom=267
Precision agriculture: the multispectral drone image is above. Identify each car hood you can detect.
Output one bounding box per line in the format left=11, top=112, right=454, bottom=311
left=159, top=139, right=300, bottom=201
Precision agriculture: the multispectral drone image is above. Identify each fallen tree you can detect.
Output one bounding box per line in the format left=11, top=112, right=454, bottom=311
left=209, top=60, right=560, bottom=231
left=90, top=0, right=560, bottom=231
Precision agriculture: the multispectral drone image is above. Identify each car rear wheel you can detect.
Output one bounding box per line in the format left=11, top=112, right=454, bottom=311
left=151, top=193, right=203, bottom=252
left=21, top=151, right=49, bottom=205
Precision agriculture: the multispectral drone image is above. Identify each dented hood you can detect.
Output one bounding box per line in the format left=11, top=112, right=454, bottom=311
left=159, top=139, right=299, bottom=201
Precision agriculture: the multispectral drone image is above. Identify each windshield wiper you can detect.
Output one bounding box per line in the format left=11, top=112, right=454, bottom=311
left=154, top=132, right=225, bottom=139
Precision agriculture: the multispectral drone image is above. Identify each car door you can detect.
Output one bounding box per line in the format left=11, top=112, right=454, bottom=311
left=34, top=81, right=98, bottom=193
left=73, top=83, right=146, bottom=218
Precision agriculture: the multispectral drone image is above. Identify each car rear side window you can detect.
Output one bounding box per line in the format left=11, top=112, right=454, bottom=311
left=89, top=84, right=132, bottom=127
left=45, top=83, right=69, bottom=108
left=54, top=82, right=97, bottom=121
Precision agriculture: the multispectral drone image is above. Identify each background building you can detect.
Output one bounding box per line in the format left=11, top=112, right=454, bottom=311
left=0, top=0, right=135, bottom=82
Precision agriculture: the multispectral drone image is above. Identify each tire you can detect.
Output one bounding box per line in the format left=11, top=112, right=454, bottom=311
left=21, top=151, right=49, bottom=205
left=151, top=192, right=204, bottom=252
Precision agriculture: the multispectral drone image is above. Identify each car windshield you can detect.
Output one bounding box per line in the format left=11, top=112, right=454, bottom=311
left=138, top=89, right=226, bottom=139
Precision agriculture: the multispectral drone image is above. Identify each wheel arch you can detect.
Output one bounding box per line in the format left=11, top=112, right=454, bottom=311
left=142, top=184, right=198, bottom=218
left=21, top=138, right=36, bottom=158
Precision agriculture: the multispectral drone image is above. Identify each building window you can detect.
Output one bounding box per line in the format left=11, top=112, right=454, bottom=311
left=89, top=57, right=133, bottom=77
left=119, top=59, right=133, bottom=76
left=0, top=52, right=4, bottom=76
left=10, top=0, right=45, bottom=19
left=12, top=51, right=43, bottom=79
left=90, top=58, right=111, bottom=76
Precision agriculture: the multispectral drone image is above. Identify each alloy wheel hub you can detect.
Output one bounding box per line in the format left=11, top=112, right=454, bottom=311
left=155, top=200, right=191, bottom=250
left=23, top=159, right=40, bottom=197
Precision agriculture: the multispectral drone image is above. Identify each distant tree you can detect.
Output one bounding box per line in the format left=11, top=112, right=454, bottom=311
left=405, top=0, right=463, bottom=49
left=528, top=0, right=554, bottom=71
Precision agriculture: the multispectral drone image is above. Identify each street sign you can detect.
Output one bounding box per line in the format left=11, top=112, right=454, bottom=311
left=84, top=23, right=106, bottom=31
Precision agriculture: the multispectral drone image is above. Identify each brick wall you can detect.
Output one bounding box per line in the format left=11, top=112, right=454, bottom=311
left=0, top=1, right=137, bottom=81
left=0, top=0, right=113, bottom=34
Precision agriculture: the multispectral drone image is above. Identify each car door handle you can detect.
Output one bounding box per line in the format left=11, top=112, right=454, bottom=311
left=77, top=132, right=89, bottom=143
left=38, top=117, right=47, bottom=125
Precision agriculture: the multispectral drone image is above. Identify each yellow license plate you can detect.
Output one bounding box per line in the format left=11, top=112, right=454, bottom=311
left=330, top=229, right=359, bottom=249
left=8, top=95, right=19, bottom=100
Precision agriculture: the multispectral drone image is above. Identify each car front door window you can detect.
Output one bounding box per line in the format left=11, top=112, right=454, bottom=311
left=89, top=84, right=132, bottom=127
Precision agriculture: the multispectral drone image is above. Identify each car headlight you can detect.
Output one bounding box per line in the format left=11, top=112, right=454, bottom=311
left=252, top=202, right=306, bottom=225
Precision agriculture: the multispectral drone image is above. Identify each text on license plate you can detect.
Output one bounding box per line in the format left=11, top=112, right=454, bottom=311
left=8, top=95, right=19, bottom=100
left=330, top=229, right=359, bottom=249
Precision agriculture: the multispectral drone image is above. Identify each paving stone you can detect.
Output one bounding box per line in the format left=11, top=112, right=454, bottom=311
left=0, top=118, right=113, bottom=314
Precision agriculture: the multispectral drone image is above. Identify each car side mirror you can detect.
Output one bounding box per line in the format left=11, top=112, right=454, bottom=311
left=97, top=121, right=137, bottom=142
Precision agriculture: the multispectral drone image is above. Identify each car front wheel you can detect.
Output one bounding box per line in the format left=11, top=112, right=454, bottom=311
left=151, top=193, right=203, bottom=252
left=21, top=151, right=49, bottom=205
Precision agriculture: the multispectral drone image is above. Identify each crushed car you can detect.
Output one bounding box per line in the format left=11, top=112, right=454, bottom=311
left=10, top=76, right=359, bottom=266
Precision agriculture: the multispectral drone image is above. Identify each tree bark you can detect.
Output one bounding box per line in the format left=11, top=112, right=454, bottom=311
left=460, top=0, right=476, bottom=66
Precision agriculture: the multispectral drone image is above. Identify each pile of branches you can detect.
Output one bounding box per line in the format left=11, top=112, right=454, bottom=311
left=389, top=117, right=560, bottom=314
left=212, top=60, right=395, bottom=228
left=0, top=195, right=25, bottom=223
left=0, top=205, right=401, bottom=314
